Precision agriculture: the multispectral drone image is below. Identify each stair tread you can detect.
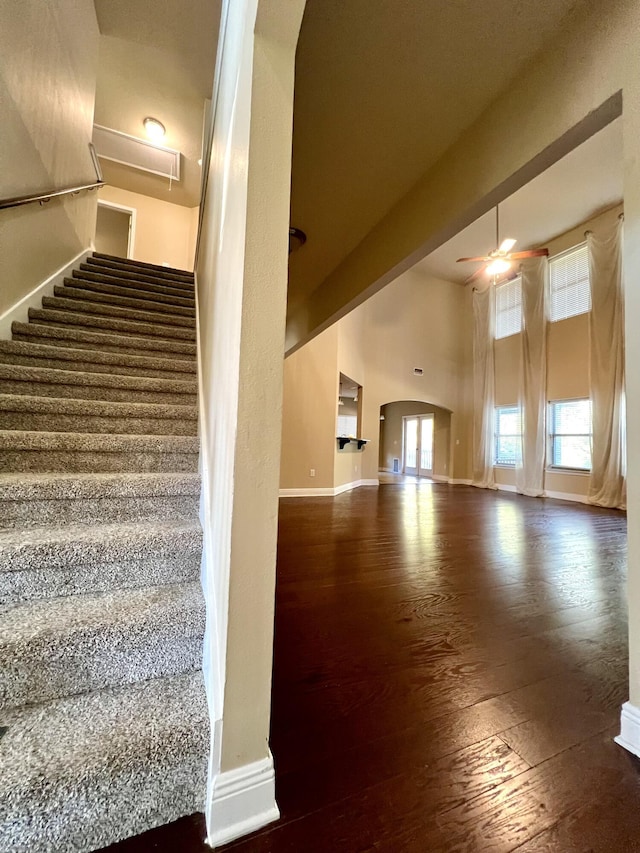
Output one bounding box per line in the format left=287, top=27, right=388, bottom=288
left=80, top=264, right=195, bottom=292
left=0, top=516, right=201, bottom=550
left=29, top=308, right=197, bottom=341
left=0, top=392, right=197, bottom=419
left=0, top=362, right=197, bottom=394
left=13, top=321, right=197, bottom=356
left=0, top=430, right=199, bottom=452
left=68, top=275, right=196, bottom=305
left=0, top=472, right=200, bottom=501
left=0, top=339, right=196, bottom=373
left=0, top=579, right=203, bottom=642
left=0, top=671, right=206, bottom=852
left=41, top=295, right=196, bottom=328
left=56, top=284, right=196, bottom=317
left=90, top=252, right=194, bottom=278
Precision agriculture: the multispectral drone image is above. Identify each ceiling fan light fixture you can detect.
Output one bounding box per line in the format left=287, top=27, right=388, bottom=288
left=486, top=258, right=512, bottom=276
left=499, top=238, right=517, bottom=253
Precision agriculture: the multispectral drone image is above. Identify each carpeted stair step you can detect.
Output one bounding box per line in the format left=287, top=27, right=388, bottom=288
left=0, top=472, right=200, bottom=530
left=89, top=251, right=194, bottom=281
left=67, top=274, right=196, bottom=307
left=0, top=580, right=204, bottom=710
left=0, top=671, right=207, bottom=853
left=27, top=307, right=196, bottom=343
left=0, top=431, right=199, bottom=473
left=0, top=518, right=202, bottom=603
left=0, top=394, right=197, bottom=435
left=41, top=295, right=195, bottom=330
left=75, top=265, right=194, bottom=297
left=12, top=321, right=197, bottom=358
left=0, top=363, right=197, bottom=405
left=0, top=339, right=196, bottom=380
left=55, top=283, right=196, bottom=319
left=80, top=261, right=195, bottom=292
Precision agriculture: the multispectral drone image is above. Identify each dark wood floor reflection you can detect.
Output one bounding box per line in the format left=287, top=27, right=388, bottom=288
left=104, top=484, right=640, bottom=852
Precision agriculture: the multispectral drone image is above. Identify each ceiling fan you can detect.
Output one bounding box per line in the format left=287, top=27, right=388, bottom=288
left=456, top=206, right=549, bottom=284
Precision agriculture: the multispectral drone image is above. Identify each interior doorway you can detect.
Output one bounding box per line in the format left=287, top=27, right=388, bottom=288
left=403, top=414, right=434, bottom=477
left=95, top=201, right=136, bottom=258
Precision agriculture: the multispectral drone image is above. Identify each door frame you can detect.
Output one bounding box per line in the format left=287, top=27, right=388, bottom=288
left=96, top=199, right=137, bottom=258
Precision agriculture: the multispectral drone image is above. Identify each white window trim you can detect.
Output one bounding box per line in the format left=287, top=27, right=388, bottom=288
left=547, top=397, right=592, bottom=472
left=494, top=404, right=521, bottom=467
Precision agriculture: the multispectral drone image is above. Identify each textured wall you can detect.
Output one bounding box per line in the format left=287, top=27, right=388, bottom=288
left=0, top=0, right=99, bottom=317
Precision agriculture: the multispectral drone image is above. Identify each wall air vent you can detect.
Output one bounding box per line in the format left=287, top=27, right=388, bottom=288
left=413, top=367, right=424, bottom=376
left=92, top=125, right=181, bottom=182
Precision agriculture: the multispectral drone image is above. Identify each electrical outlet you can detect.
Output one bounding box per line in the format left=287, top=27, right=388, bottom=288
left=310, top=468, right=316, bottom=477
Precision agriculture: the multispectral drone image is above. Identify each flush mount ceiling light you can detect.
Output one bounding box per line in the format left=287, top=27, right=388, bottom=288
left=289, top=227, right=307, bottom=254
left=143, top=117, right=166, bottom=141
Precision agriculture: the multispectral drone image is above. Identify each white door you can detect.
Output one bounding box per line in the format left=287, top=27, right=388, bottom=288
left=403, top=415, right=434, bottom=477
left=403, top=417, right=419, bottom=475
left=95, top=202, right=134, bottom=258
left=419, top=415, right=434, bottom=477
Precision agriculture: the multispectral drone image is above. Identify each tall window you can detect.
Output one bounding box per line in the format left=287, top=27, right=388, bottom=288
left=495, top=405, right=521, bottom=466
left=495, top=276, right=522, bottom=339
left=549, top=399, right=592, bottom=470
left=549, top=244, right=590, bottom=322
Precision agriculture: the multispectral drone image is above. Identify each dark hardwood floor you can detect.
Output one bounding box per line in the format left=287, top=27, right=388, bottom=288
left=102, top=483, right=640, bottom=852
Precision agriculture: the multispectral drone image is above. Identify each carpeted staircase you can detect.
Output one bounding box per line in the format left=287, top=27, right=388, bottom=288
left=0, top=253, right=207, bottom=852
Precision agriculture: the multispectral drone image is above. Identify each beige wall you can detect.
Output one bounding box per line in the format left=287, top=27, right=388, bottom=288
left=99, top=185, right=197, bottom=271
left=280, top=324, right=338, bottom=490
left=281, top=268, right=467, bottom=490
left=380, top=401, right=451, bottom=479
left=0, top=0, right=99, bottom=318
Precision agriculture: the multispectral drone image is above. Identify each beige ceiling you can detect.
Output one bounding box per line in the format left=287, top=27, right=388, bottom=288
left=93, top=0, right=220, bottom=207
left=289, top=0, right=591, bottom=311
left=417, top=118, right=623, bottom=284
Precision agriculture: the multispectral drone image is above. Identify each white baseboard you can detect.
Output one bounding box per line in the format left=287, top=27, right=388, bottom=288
left=431, top=475, right=449, bottom=483
left=449, top=478, right=472, bottom=486
left=207, top=753, right=279, bottom=848
left=615, top=702, right=640, bottom=757
left=279, top=479, right=379, bottom=498
left=496, top=483, right=517, bottom=493
left=544, top=489, right=589, bottom=504
left=278, top=486, right=335, bottom=497
left=0, top=247, right=92, bottom=339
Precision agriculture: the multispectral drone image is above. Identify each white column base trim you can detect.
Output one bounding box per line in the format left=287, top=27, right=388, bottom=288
left=615, top=702, right=640, bottom=757
left=279, top=479, right=379, bottom=498
left=206, top=753, right=279, bottom=848
left=0, top=247, right=92, bottom=339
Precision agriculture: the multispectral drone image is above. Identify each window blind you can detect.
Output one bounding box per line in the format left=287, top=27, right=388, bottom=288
left=549, top=244, right=590, bottom=322
left=495, top=276, right=522, bottom=339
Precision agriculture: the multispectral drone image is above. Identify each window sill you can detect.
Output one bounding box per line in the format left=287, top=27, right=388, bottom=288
left=493, top=464, right=516, bottom=469
left=545, top=467, right=590, bottom=476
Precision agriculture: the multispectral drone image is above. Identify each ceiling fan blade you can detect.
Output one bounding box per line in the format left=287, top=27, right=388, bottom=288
left=499, top=238, right=517, bottom=253
left=509, top=248, right=549, bottom=260
left=456, top=256, right=491, bottom=263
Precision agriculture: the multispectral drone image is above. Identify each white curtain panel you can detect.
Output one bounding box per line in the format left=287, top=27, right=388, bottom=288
left=472, top=286, right=497, bottom=489
left=588, top=217, right=626, bottom=509
left=516, top=257, right=548, bottom=497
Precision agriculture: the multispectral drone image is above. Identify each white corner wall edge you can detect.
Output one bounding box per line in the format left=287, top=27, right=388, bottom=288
left=615, top=702, right=640, bottom=757
left=0, top=247, right=92, bottom=339
left=206, top=753, right=279, bottom=848
left=279, top=479, right=379, bottom=498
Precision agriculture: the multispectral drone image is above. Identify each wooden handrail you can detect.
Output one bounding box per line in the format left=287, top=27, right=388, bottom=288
left=0, top=181, right=105, bottom=211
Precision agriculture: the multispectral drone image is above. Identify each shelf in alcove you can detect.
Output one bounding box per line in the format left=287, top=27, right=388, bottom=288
left=336, top=437, right=370, bottom=451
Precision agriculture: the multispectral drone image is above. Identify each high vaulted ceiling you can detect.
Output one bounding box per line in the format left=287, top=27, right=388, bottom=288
left=288, top=0, right=592, bottom=312
left=418, top=118, right=623, bottom=284
left=93, top=0, right=220, bottom=207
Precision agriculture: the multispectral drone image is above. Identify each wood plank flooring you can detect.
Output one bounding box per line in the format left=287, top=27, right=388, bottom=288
left=101, top=483, right=640, bottom=852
